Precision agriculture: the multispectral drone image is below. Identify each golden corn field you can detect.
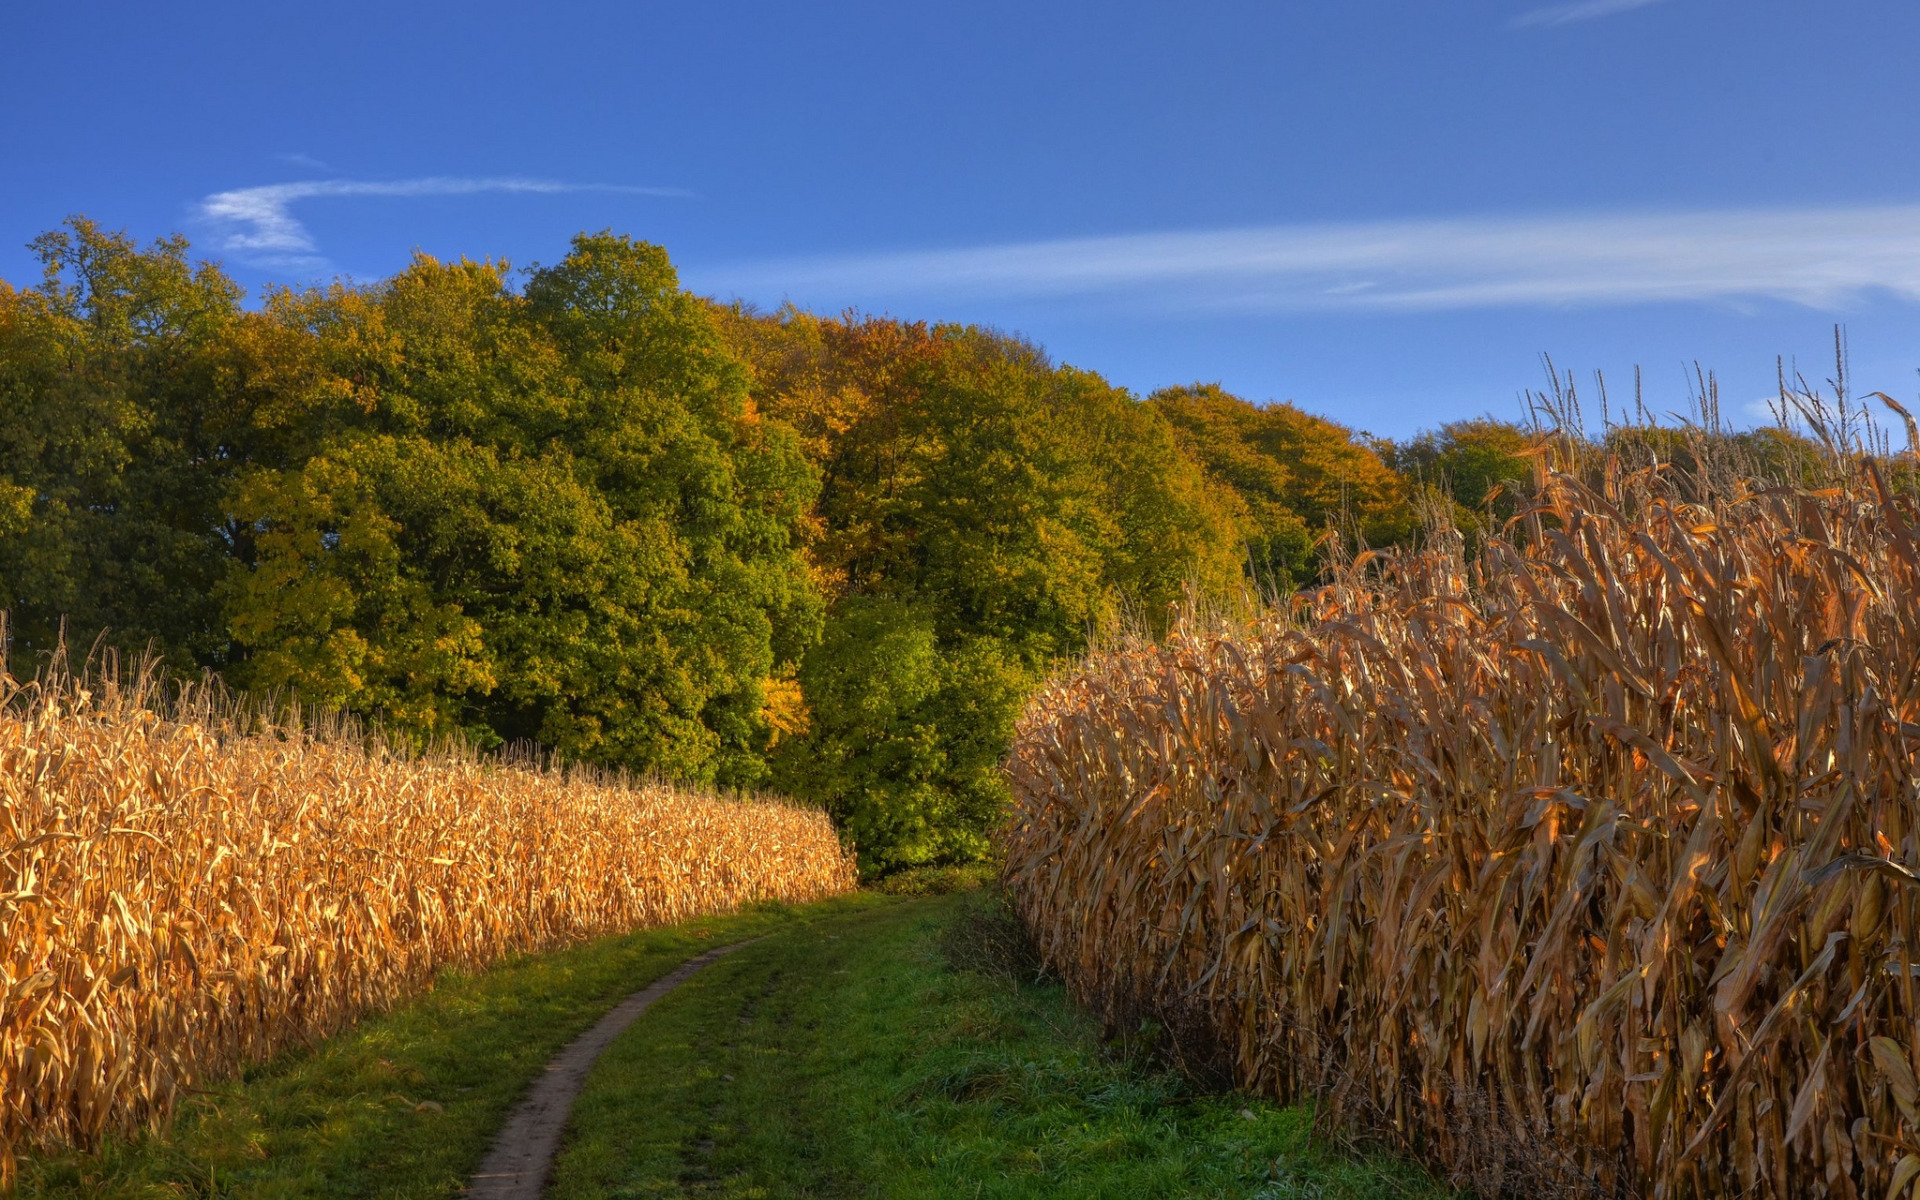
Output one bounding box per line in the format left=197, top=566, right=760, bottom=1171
left=1006, top=459, right=1920, bottom=1198
left=0, top=667, right=856, bottom=1184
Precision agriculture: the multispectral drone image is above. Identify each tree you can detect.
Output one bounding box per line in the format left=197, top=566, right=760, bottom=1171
left=0, top=218, right=288, bottom=669
left=773, top=597, right=1025, bottom=872
left=5, top=222, right=1444, bottom=869
left=0, top=224, right=822, bottom=787
left=726, top=314, right=1245, bottom=868
left=1384, top=417, right=1537, bottom=547
left=1148, top=383, right=1413, bottom=591
left=222, top=236, right=822, bottom=784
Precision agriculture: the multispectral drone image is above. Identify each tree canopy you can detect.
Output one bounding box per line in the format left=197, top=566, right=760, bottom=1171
left=722, top=312, right=1245, bottom=868
left=2, top=222, right=819, bottom=789
left=1, top=219, right=1841, bottom=871
left=1148, top=383, right=1414, bottom=592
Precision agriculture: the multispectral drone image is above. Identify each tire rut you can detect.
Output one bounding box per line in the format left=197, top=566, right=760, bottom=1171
left=465, top=939, right=758, bottom=1200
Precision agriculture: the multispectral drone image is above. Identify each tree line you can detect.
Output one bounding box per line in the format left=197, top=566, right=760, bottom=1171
left=0, top=220, right=1843, bottom=871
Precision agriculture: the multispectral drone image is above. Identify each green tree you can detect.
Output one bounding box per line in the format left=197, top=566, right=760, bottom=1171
left=744, top=321, right=1244, bottom=655
left=0, top=224, right=821, bottom=788
left=0, top=219, right=297, bottom=669
left=730, top=316, right=1245, bottom=868
left=773, top=597, right=1026, bottom=872
left=1148, top=383, right=1413, bottom=591
left=223, top=237, right=822, bottom=784
left=1384, top=417, right=1537, bottom=546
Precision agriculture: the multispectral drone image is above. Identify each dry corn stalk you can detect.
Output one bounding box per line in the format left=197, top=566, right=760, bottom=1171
left=1006, top=463, right=1920, bottom=1199
left=0, top=669, right=856, bottom=1185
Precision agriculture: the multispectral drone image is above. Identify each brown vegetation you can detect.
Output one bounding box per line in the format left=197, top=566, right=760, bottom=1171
left=0, top=660, right=856, bottom=1185
left=1006, top=448, right=1920, bottom=1198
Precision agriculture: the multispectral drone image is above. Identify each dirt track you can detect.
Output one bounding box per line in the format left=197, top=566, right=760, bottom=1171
left=464, top=940, right=756, bottom=1200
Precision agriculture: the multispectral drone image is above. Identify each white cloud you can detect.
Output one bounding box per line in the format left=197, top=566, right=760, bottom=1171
left=700, top=205, right=1920, bottom=316
left=1511, top=0, right=1671, bottom=29
left=1743, top=395, right=1792, bottom=427
left=199, top=177, right=689, bottom=268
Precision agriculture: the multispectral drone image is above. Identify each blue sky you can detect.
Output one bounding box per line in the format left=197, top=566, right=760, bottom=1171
left=5, top=0, right=1918, bottom=437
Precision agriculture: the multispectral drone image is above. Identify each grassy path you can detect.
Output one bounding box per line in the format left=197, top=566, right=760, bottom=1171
left=550, top=892, right=1445, bottom=1200
left=21, top=890, right=1448, bottom=1199
left=468, top=939, right=762, bottom=1199
left=18, top=898, right=882, bottom=1199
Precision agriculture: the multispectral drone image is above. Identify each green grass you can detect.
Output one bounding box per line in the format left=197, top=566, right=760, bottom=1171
left=21, top=889, right=1448, bottom=1199
left=550, top=891, right=1447, bottom=1200
left=17, top=895, right=888, bottom=1199
left=868, top=861, right=1000, bottom=896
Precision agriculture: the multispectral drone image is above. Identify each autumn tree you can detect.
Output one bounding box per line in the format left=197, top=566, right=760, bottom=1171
left=1383, top=417, right=1538, bottom=546
left=1148, top=382, right=1413, bottom=591
left=0, top=223, right=821, bottom=788
left=1, top=221, right=1453, bottom=872
left=227, top=236, right=822, bottom=784
left=727, top=313, right=1244, bottom=870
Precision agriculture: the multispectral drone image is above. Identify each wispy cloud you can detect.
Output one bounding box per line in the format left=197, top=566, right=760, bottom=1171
left=1511, top=0, right=1671, bottom=29
left=199, top=176, right=690, bottom=268
left=700, top=205, right=1920, bottom=316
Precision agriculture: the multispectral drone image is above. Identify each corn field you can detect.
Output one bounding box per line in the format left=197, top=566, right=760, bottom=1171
left=1006, top=460, right=1920, bottom=1198
left=0, top=666, right=856, bottom=1184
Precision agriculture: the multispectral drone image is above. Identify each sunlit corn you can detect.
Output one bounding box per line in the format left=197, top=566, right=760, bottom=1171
left=1007, top=461, right=1920, bottom=1198
left=0, top=669, right=856, bottom=1183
